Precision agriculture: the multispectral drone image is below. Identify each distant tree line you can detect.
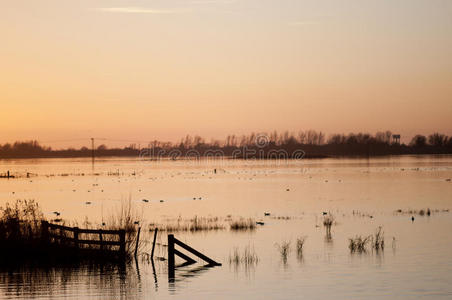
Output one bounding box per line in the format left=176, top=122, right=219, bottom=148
left=1, top=131, right=452, bottom=159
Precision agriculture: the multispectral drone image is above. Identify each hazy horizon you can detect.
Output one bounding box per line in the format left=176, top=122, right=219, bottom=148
left=1, top=0, right=451, bottom=148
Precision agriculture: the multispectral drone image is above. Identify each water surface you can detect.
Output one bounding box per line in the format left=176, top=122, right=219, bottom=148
left=0, top=156, right=451, bottom=299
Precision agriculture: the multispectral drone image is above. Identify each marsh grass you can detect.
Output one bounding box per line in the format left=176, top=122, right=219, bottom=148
left=323, top=214, right=334, bottom=237
left=372, top=226, right=385, bottom=251
left=0, top=200, right=44, bottom=244
left=348, top=235, right=371, bottom=253
left=229, top=245, right=259, bottom=266
left=0, top=199, right=142, bottom=262
left=104, top=198, right=142, bottom=255
left=395, top=208, right=449, bottom=216
left=296, top=236, right=307, bottom=256
left=349, top=227, right=386, bottom=253
left=276, top=240, right=291, bottom=262
left=229, top=218, right=256, bottom=231
left=150, top=216, right=225, bottom=232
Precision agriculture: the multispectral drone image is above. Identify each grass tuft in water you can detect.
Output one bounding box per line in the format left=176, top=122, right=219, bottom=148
left=276, top=240, right=291, bottom=262
left=348, top=235, right=370, bottom=253
left=296, top=236, right=307, bottom=256
left=229, top=245, right=259, bottom=266
left=372, top=226, right=385, bottom=251
left=229, top=218, right=256, bottom=231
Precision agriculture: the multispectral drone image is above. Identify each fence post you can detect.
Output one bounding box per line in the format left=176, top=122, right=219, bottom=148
left=151, top=228, right=158, bottom=260
left=74, top=227, right=79, bottom=249
left=119, top=230, right=126, bottom=257
left=99, top=229, right=103, bottom=251
left=134, top=227, right=141, bottom=258
left=168, top=234, right=175, bottom=280
left=41, top=221, right=49, bottom=244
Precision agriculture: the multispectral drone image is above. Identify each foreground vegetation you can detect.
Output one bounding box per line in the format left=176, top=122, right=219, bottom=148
left=0, top=200, right=138, bottom=263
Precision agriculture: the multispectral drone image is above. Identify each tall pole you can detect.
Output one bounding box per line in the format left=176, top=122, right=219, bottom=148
left=91, top=137, right=95, bottom=169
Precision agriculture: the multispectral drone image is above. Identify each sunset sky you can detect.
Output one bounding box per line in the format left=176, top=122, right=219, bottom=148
left=1, top=0, right=451, bottom=148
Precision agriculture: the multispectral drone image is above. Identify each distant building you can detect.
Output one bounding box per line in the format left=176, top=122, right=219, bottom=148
left=392, top=134, right=401, bottom=144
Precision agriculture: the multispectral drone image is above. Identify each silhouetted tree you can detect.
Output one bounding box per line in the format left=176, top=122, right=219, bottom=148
left=428, top=133, right=448, bottom=147
left=410, top=135, right=427, bottom=147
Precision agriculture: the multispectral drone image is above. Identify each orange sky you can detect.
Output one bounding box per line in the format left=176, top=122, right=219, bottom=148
left=1, top=0, right=451, bottom=148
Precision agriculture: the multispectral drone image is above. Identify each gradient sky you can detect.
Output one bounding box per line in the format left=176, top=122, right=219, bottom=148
left=1, top=0, right=451, bottom=148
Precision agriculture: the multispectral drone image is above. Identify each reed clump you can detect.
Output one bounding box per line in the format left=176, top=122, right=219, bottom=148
left=348, top=235, right=370, bottom=253
left=372, top=226, right=385, bottom=251
left=296, top=236, right=307, bottom=256
left=229, top=245, right=259, bottom=266
left=0, top=199, right=44, bottom=245
left=229, top=218, right=256, bottom=231
left=276, top=240, right=291, bottom=261
left=149, top=216, right=225, bottom=232
left=0, top=199, right=139, bottom=262
left=105, top=198, right=141, bottom=255
left=349, top=227, right=386, bottom=253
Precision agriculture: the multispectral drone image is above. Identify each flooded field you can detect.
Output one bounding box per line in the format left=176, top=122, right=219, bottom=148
left=1, top=155, right=452, bottom=299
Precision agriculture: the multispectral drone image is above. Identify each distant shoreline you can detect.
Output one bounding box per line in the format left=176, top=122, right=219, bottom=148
left=2, top=132, right=451, bottom=160
left=1, top=151, right=452, bottom=160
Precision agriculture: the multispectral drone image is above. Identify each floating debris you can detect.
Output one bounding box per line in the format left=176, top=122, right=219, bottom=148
left=142, top=199, right=149, bottom=203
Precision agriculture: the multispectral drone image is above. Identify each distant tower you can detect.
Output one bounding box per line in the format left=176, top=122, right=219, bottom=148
left=392, top=134, right=401, bottom=144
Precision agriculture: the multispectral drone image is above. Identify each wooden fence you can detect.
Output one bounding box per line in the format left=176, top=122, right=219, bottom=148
left=168, top=234, right=221, bottom=279
left=41, top=221, right=126, bottom=257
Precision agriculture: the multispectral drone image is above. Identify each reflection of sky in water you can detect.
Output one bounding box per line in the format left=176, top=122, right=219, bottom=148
left=0, top=156, right=452, bottom=299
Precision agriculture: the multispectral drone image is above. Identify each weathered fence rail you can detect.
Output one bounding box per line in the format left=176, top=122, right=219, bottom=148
left=41, top=221, right=126, bottom=256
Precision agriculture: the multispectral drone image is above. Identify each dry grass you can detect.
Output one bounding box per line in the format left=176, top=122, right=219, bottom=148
left=149, top=216, right=225, bottom=232
left=276, top=240, right=291, bottom=261
left=229, top=218, right=256, bottom=231
left=229, top=245, right=259, bottom=266
left=0, top=200, right=44, bottom=242
left=296, top=236, right=307, bottom=256
left=349, top=227, right=386, bottom=253
left=372, top=226, right=385, bottom=251
left=349, top=235, right=371, bottom=253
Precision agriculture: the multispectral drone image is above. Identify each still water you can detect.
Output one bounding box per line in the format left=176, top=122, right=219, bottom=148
left=0, top=156, right=451, bottom=299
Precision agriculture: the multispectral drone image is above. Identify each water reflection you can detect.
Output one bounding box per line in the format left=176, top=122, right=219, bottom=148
left=0, top=261, right=132, bottom=299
